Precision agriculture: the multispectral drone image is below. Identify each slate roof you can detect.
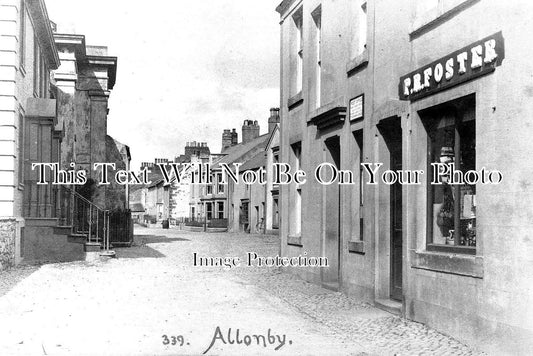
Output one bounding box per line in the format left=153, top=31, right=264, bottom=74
left=215, top=133, right=270, bottom=168
left=239, top=151, right=266, bottom=171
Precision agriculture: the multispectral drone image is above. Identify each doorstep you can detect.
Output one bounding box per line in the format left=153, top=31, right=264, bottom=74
left=375, top=298, right=402, bottom=316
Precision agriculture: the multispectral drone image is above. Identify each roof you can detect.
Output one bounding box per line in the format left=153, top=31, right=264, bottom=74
left=215, top=133, right=270, bottom=167
left=147, top=178, right=165, bottom=189
left=239, top=151, right=266, bottom=171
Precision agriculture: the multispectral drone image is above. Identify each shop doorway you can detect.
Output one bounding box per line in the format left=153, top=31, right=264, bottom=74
left=379, top=118, right=403, bottom=301
left=323, top=136, right=341, bottom=288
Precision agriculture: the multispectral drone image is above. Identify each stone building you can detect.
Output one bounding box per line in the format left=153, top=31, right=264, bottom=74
left=0, top=0, right=128, bottom=267
left=53, top=33, right=121, bottom=209
left=275, top=0, right=533, bottom=353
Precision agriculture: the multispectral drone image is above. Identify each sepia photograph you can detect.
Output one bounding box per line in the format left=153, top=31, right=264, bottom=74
left=0, top=0, right=532, bottom=355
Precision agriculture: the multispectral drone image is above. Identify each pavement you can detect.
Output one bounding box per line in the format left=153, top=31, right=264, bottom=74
left=0, top=226, right=485, bottom=355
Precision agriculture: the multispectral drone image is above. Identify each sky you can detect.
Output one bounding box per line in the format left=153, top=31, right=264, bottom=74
left=45, top=0, right=281, bottom=170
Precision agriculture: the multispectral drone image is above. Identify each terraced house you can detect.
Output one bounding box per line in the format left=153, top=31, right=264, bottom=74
left=275, top=0, right=533, bottom=353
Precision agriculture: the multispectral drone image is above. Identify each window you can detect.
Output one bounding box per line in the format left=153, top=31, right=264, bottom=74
left=19, top=0, right=26, bottom=69
left=358, top=2, right=367, bottom=54
left=290, top=142, right=302, bottom=236
left=312, top=6, right=322, bottom=108
left=293, top=7, right=303, bottom=93
left=33, top=36, right=39, bottom=96
left=273, top=198, right=279, bottom=229
left=18, top=112, right=24, bottom=187
left=217, top=202, right=224, bottom=219
left=353, top=130, right=364, bottom=240
left=217, top=173, right=224, bottom=194
left=206, top=203, right=213, bottom=220
left=424, top=96, right=476, bottom=254
left=206, top=184, right=212, bottom=195
left=40, top=55, right=47, bottom=98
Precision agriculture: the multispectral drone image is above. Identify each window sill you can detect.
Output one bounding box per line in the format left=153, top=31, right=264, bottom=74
left=409, top=0, right=480, bottom=40
left=348, top=240, right=364, bottom=254
left=411, top=249, right=483, bottom=278
left=346, top=48, right=369, bottom=76
left=287, top=234, right=302, bottom=247
left=288, top=91, right=303, bottom=111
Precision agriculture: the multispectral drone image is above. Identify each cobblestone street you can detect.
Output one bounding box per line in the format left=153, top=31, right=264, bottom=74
left=0, top=227, right=484, bottom=355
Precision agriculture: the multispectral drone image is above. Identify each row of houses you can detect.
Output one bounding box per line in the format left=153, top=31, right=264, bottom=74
left=273, top=0, right=533, bottom=354
left=0, top=0, right=129, bottom=268
left=131, top=108, right=280, bottom=234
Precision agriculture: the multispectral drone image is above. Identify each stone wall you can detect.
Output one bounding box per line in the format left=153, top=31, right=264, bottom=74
left=0, top=219, right=16, bottom=270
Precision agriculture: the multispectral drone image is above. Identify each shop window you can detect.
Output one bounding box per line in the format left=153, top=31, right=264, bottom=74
left=424, top=96, right=476, bottom=253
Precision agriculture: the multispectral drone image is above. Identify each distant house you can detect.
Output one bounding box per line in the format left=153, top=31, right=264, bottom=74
left=144, top=179, right=169, bottom=224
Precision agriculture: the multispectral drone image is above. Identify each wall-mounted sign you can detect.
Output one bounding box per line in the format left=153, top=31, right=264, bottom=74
left=399, top=31, right=504, bottom=101
left=350, top=94, right=364, bottom=121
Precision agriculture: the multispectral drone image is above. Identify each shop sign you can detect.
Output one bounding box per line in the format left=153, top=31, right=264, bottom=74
left=399, top=32, right=504, bottom=101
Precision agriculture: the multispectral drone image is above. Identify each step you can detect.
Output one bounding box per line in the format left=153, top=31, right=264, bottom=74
left=54, top=225, right=72, bottom=235
left=375, top=298, right=402, bottom=316
left=68, top=233, right=87, bottom=244
left=24, top=217, right=59, bottom=227
left=321, top=281, right=340, bottom=292
left=84, top=242, right=101, bottom=252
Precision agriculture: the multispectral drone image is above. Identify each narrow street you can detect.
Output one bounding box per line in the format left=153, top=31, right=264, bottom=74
left=0, top=227, right=483, bottom=356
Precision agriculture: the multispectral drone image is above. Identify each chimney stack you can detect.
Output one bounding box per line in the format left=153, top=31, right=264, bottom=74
left=242, top=120, right=260, bottom=144
left=222, top=129, right=238, bottom=152
left=268, top=108, right=280, bottom=133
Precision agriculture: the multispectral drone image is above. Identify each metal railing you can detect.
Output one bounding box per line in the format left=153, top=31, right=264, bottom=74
left=53, top=185, right=112, bottom=253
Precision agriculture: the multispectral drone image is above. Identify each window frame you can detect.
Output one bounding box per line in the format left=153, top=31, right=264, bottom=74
left=17, top=110, right=25, bottom=189
left=19, top=0, right=26, bottom=72
left=33, top=35, right=39, bottom=97
left=312, top=5, right=322, bottom=108
left=292, top=7, right=303, bottom=94
left=424, top=99, right=476, bottom=255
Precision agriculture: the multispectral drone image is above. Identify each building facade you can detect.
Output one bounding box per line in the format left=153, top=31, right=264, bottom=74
left=0, top=0, right=60, bottom=268
left=276, top=0, right=533, bottom=353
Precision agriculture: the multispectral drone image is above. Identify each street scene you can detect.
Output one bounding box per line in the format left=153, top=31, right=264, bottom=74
left=0, top=227, right=482, bottom=355
left=1, top=0, right=533, bottom=355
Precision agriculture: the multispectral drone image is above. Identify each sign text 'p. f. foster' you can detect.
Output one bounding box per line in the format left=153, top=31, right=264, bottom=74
left=399, top=32, right=504, bottom=101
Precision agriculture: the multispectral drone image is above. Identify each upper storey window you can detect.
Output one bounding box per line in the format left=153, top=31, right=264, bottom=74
left=292, top=7, right=303, bottom=94
left=358, top=1, right=367, bottom=55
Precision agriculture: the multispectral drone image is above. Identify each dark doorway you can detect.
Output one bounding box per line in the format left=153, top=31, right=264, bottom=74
left=379, top=118, right=403, bottom=301
left=323, top=136, right=341, bottom=288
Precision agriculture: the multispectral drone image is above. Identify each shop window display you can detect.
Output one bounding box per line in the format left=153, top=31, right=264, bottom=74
left=425, top=99, right=476, bottom=252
